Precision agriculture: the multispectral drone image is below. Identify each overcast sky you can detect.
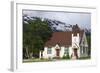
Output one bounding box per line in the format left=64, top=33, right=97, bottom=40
left=23, top=10, right=91, bottom=29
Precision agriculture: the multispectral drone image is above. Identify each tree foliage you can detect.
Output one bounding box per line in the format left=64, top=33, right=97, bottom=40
left=23, top=17, right=52, bottom=59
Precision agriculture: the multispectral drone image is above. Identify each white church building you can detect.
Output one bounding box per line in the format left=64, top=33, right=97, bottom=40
left=39, top=24, right=89, bottom=59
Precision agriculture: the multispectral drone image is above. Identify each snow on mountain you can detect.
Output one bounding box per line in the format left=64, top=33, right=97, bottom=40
left=23, top=15, right=91, bottom=33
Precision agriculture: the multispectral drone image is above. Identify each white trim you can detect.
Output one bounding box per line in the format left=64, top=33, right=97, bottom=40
left=14, top=1, right=96, bottom=9
left=11, top=1, right=97, bottom=71
left=11, top=1, right=17, bottom=71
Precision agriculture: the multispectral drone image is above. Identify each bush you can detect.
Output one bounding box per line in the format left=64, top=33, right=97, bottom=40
left=62, top=54, right=70, bottom=59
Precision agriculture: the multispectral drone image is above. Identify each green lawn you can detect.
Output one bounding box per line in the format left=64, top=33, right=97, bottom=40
left=23, top=58, right=70, bottom=63
left=23, top=56, right=91, bottom=63
left=78, top=56, right=91, bottom=60
left=23, top=58, right=53, bottom=63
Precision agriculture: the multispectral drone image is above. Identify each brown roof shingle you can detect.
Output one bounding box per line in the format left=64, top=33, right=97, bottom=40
left=45, top=30, right=84, bottom=47
left=45, top=32, right=72, bottom=47
left=45, top=24, right=84, bottom=47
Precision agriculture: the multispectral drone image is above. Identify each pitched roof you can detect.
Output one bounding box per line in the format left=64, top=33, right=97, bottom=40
left=45, top=24, right=84, bottom=47
left=45, top=31, right=84, bottom=47
left=45, top=32, right=72, bottom=47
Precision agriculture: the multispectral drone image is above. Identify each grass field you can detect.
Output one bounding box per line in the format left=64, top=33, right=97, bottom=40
left=23, top=58, right=54, bottom=63
left=23, top=57, right=90, bottom=63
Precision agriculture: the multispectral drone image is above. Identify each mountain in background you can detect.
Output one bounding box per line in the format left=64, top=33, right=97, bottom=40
left=23, top=15, right=91, bottom=34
